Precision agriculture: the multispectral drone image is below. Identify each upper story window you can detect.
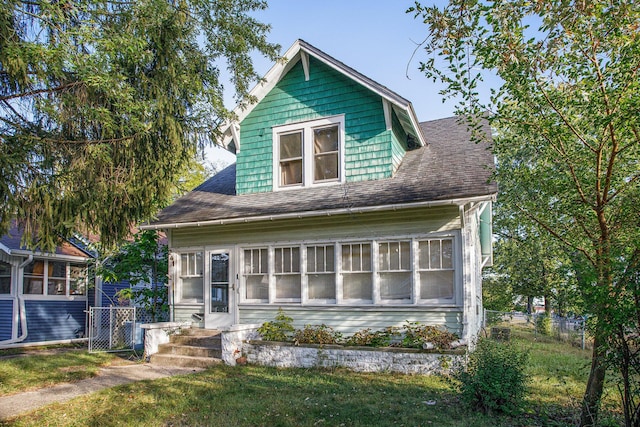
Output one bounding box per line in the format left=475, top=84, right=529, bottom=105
left=22, top=260, right=87, bottom=297
left=273, top=115, right=345, bottom=190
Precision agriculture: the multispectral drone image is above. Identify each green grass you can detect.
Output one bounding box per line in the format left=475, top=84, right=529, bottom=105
left=0, top=345, right=128, bottom=396
left=1, top=330, right=624, bottom=427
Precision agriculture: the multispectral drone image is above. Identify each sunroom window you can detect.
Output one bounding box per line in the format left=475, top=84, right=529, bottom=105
left=307, top=245, right=335, bottom=300
left=418, top=239, right=455, bottom=300
left=378, top=241, right=412, bottom=301
left=274, top=246, right=301, bottom=301
left=341, top=243, right=372, bottom=301
left=273, top=115, right=344, bottom=190
left=179, top=252, right=203, bottom=303
left=244, top=248, right=268, bottom=301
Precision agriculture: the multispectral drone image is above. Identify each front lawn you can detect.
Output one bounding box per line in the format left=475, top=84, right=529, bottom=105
left=1, top=330, right=624, bottom=426
left=0, top=345, right=128, bottom=396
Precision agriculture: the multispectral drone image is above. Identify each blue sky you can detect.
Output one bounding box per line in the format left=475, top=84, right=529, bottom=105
left=209, top=0, right=456, bottom=165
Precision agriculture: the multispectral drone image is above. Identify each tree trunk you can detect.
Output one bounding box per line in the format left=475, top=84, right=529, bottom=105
left=580, top=334, right=607, bottom=427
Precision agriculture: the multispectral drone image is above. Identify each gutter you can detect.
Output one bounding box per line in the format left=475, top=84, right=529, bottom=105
left=0, top=255, right=33, bottom=346
left=141, top=194, right=496, bottom=230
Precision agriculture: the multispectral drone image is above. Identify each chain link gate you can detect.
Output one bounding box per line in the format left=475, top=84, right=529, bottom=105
left=88, top=307, right=136, bottom=352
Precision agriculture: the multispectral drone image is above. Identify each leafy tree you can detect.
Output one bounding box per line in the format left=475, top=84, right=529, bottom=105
left=97, top=230, right=168, bottom=322
left=410, top=1, right=640, bottom=425
left=0, top=0, right=278, bottom=250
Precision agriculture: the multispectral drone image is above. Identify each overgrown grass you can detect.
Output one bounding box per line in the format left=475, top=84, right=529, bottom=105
left=1, top=329, right=624, bottom=426
left=0, top=346, right=129, bottom=396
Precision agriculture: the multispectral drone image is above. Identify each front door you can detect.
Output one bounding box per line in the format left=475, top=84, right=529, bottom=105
left=204, top=249, right=235, bottom=328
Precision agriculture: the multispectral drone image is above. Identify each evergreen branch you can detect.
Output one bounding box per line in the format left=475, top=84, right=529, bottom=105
left=0, top=81, right=83, bottom=102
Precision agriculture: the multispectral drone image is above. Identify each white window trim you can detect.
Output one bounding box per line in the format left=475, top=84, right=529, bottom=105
left=175, top=250, right=205, bottom=305
left=238, top=232, right=461, bottom=307
left=20, top=259, right=88, bottom=300
left=415, top=237, right=458, bottom=304
left=272, top=115, right=346, bottom=191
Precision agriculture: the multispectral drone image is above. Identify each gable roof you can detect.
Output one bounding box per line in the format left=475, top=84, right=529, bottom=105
left=144, top=116, right=496, bottom=230
left=0, top=221, right=94, bottom=259
left=221, top=39, right=427, bottom=151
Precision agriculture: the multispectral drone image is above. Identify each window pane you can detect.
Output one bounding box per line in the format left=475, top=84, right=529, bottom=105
left=442, top=239, right=453, bottom=269
left=24, top=261, right=44, bottom=294
left=343, top=273, right=372, bottom=300
left=401, top=241, right=410, bottom=270
left=378, top=243, right=389, bottom=270
left=325, top=246, right=334, bottom=271
left=211, top=253, right=229, bottom=283
left=70, top=265, right=86, bottom=295
left=430, top=241, right=441, bottom=269
left=280, top=132, right=302, bottom=158
left=420, top=271, right=454, bottom=300
left=275, top=275, right=301, bottom=299
left=280, top=159, right=303, bottom=185
left=24, top=261, right=44, bottom=277
left=314, top=126, right=338, bottom=153
left=24, top=278, right=43, bottom=294
left=195, top=252, right=203, bottom=275
left=246, top=275, right=268, bottom=300
left=418, top=241, right=430, bottom=269
left=308, top=274, right=335, bottom=299
left=48, top=278, right=66, bottom=295
left=181, top=254, right=188, bottom=274
left=314, top=153, right=339, bottom=181
left=181, top=277, right=204, bottom=302
left=0, top=262, right=11, bottom=294
left=307, top=247, right=316, bottom=273
left=379, top=272, right=412, bottom=300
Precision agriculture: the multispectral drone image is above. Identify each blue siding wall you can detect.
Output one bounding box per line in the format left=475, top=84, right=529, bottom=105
left=23, top=300, right=87, bottom=343
left=99, top=280, right=130, bottom=306
left=0, top=300, right=13, bottom=340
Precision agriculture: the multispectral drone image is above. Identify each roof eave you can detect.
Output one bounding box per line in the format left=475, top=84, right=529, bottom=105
left=141, top=193, right=496, bottom=230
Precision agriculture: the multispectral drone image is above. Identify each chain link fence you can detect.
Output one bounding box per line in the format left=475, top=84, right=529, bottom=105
left=484, top=309, right=588, bottom=349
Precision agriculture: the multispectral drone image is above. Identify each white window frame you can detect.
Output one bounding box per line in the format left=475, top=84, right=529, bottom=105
left=416, top=237, right=457, bottom=304
left=338, top=242, right=373, bottom=304
left=175, top=250, right=204, bottom=304
left=304, top=244, right=337, bottom=304
left=242, top=247, right=270, bottom=303
left=238, top=232, right=460, bottom=307
left=21, top=259, right=88, bottom=299
left=376, top=240, right=413, bottom=304
left=272, top=115, right=346, bottom=191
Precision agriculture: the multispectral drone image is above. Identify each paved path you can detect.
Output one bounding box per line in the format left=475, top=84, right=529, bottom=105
left=0, top=364, right=203, bottom=421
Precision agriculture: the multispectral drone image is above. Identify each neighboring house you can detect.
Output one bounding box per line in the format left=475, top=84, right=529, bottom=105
left=142, top=40, right=497, bottom=345
left=0, top=222, right=93, bottom=346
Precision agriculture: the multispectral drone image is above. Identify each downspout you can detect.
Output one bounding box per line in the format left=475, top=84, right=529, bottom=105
left=0, top=255, right=32, bottom=345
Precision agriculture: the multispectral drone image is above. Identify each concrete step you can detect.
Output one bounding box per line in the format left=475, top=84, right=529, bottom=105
left=150, top=353, right=222, bottom=369
left=170, top=334, right=221, bottom=347
left=157, top=343, right=222, bottom=358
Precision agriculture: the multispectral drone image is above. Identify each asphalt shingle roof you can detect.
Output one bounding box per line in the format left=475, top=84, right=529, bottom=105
left=150, top=116, right=497, bottom=227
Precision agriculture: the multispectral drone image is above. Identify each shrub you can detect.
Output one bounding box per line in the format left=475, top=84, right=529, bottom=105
left=455, top=338, right=529, bottom=415
left=256, top=308, right=295, bottom=341
left=343, top=327, right=398, bottom=347
left=535, top=313, right=552, bottom=335
left=401, top=321, right=459, bottom=349
left=294, top=324, right=342, bottom=345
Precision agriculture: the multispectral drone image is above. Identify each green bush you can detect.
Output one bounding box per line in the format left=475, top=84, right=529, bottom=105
left=401, top=321, right=459, bottom=349
left=293, top=324, right=342, bottom=345
left=455, top=338, right=529, bottom=415
left=256, top=308, right=295, bottom=341
left=343, top=327, right=398, bottom=347
left=535, top=313, right=552, bottom=335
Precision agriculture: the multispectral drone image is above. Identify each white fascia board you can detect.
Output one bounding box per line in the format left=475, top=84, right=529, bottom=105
left=141, top=194, right=496, bottom=230
left=0, top=243, right=11, bottom=256
left=10, top=250, right=89, bottom=263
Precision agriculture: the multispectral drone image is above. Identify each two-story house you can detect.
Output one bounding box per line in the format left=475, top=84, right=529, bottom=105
left=142, top=40, right=496, bottom=345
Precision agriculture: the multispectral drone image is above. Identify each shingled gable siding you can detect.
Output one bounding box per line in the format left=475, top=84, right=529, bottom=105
left=236, top=57, right=396, bottom=195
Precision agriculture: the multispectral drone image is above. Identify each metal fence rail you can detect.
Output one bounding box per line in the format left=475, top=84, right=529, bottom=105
left=88, top=307, right=136, bottom=353
left=484, top=309, right=588, bottom=349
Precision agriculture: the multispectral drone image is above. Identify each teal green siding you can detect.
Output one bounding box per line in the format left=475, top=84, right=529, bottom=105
left=237, top=57, right=397, bottom=194
left=391, top=111, right=408, bottom=172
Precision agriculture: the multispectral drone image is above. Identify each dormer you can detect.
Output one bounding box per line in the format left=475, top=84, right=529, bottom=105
left=219, top=40, right=426, bottom=195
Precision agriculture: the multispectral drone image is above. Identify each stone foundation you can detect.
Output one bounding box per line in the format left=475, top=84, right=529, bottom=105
left=244, top=340, right=465, bottom=375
